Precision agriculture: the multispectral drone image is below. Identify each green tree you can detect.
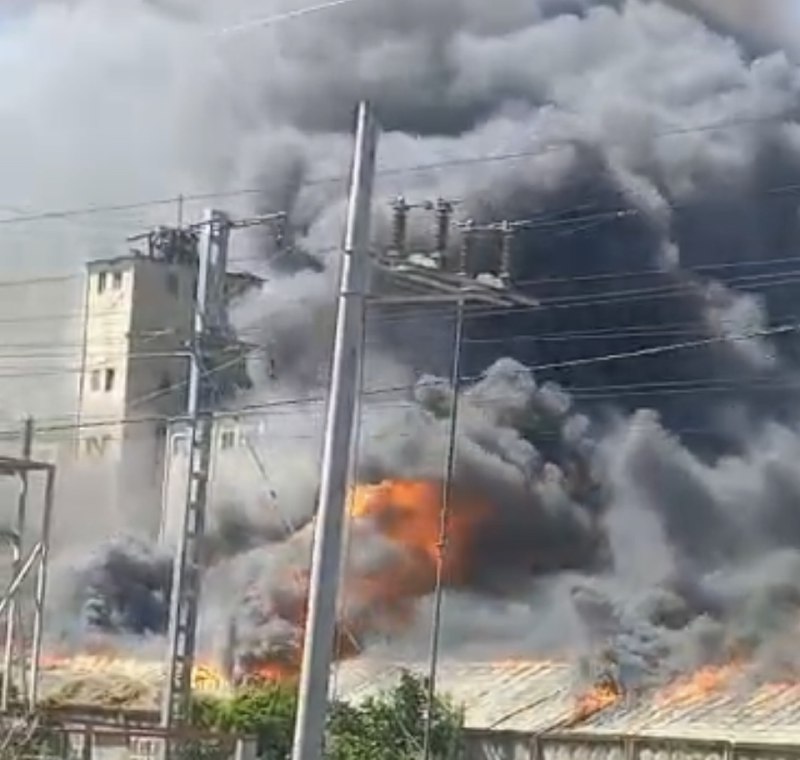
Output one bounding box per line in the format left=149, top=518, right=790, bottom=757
left=327, top=672, right=463, bottom=760
left=188, top=671, right=463, bottom=759
left=190, top=681, right=297, bottom=759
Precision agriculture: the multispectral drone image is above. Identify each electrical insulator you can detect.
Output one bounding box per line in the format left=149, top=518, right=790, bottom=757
left=391, top=196, right=409, bottom=258
left=272, top=217, right=286, bottom=249
left=500, top=220, right=513, bottom=284
left=434, top=198, right=453, bottom=265
left=460, top=219, right=475, bottom=276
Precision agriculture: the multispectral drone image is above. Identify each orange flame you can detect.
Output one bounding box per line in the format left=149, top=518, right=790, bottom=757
left=47, top=480, right=491, bottom=688
left=349, top=479, right=488, bottom=589
left=240, top=479, right=490, bottom=682
left=571, top=680, right=622, bottom=722
left=41, top=654, right=229, bottom=694
left=654, top=662, right=742, bottom=706
left=569, top=660, right=746, bottom=724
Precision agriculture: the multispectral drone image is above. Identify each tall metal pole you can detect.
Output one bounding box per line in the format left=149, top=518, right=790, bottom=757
left=162, top=210, right=231, bottom=741
left=291, top=101, right=379, bottom=760
left=29, top=464, right=54, bottom=709
left=2, top=417, right=33, bottom=711
left=422, top=296, right=465, bottom=760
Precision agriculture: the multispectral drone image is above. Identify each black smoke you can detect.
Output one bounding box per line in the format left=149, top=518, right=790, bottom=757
left=40, top=0, right=800, bottom=687
left=75, top=538, right=172, bottom=637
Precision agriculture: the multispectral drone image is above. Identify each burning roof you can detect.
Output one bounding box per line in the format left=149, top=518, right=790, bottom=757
left=35, top=655, right=800, bottom=746
left=336, top=660, right=800, bottom=745
left=39, top=656, right=230, bottom=713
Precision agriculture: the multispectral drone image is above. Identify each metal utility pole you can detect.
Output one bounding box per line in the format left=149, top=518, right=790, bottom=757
left=157, top=208, right=286, bottom=743
left=0, top=453, right=55, bottom=713
left=371, top=207, right=537, bottom=760
left=161, top=210, right=231, bottom=735
left=422, top=296, right=464, bottom=760
left=291, top=101, right=379, bottom=760
left=1, top=417, right=32, bottom=711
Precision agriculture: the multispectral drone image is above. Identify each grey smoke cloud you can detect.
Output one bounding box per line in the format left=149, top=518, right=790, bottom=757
left=14, top=0, right=800, bottom=688
left=670, top=0, right=800, bottom=58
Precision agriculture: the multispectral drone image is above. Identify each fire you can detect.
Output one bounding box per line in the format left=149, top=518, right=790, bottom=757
left=349, top=479, right=488, bottom=589
left=42, top=654, right=229, bottom=694
left=571, top=679, right=622, bottom=723
left=248, top=660, right=299, bottom=684
left=569, top=660, right=747, bottom=724
left=654, top=662, right=742, bottom=706
left=240, top=479, right=490, bottom=682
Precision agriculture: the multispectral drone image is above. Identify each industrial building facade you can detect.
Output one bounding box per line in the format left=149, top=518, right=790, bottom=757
left=0, top=237, right=263, bottom=544
left=75, top=253, right=196, bottom=536
left=36, top=657, right=800, bottom=759
left=336, top=660, right=800, bottom=760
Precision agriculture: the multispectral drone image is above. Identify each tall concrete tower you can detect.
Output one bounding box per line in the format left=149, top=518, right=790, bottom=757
left=76, top=233, right=197, bottom=536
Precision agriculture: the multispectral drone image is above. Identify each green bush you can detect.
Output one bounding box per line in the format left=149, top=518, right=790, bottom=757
left=189, top=671, right=463, bottom=759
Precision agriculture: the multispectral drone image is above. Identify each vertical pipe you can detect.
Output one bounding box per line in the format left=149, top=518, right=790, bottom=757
left=2, top=417, right=33, bottom=711
left=422, top=295, right=465, bottom=760
left=29, top=465, right=55, bottom=709
left=291, top=101, right=379, bottom=760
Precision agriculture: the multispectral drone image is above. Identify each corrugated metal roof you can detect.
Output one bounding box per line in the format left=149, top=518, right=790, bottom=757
left=334, top=660, right=800, bottom=745
left=334, top=659, right=581, bottom=734
left=570, top=680, right=800, bottom=744
left=37, top=657, right=800, bottom=746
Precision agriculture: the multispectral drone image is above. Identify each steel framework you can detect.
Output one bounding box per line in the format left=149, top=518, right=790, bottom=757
left=0, top=452, right=56, bottom=713
left=0, top=711, right=256, bottom=760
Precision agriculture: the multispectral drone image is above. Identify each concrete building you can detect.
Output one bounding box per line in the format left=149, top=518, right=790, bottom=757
left=75, top=252, right=195, bottom=535
left=0, top=220, right=261, bottom=542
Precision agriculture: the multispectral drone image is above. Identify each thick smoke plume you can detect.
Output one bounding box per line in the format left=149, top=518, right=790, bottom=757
left=11, top=0, right=800, bottom=690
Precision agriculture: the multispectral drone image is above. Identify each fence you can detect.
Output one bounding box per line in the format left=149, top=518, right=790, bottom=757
left=464, top=730, right=800, bottom=760
left=0, top=717, right=256, bottom=760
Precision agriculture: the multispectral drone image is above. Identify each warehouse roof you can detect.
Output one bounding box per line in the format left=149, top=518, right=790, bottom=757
left=335, top=659, right=800, bottom=745
left=38, top=657, right=800, bottom=745
left=334, top=659, right=580, bottom=734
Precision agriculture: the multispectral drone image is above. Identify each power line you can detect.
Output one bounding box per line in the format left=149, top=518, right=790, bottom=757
left=509, top=254, right=800, bottom=290
left=463, top=323, right=796, bottom=379
left=0, top=110, right=794, bottom=230
left=0, top=323, right=793, bottom=436
left=216, top=0, right=367, bottom=36
left=365, top=269, right=800, bottom=327
left=0, top=266, right=797, bottom=368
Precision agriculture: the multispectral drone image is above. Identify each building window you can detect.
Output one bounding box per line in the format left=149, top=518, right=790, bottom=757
left=97, top=271, right=107, bottom=294
left=129, top=737, right=160, bottom=760
left=84, top=435, right=112, bottom=457
left=112, top=271, right=123, bottom=289
left=104, top=367, right=116, bottom=392
left=220, top=430, right=236, bottom=450
left=167, top=272, right=179, bottom=296
left=159, top=373, right=171, bottom=394
left=90, top=370, right=101, bottom=392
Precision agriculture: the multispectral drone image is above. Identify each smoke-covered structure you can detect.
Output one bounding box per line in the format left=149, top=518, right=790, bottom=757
left=15, top=0, right=800, bottom=691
